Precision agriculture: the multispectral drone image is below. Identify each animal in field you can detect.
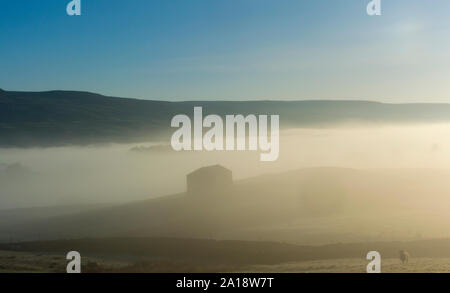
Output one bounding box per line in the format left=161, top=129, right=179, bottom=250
left=399, top=250, right=410, bottom=264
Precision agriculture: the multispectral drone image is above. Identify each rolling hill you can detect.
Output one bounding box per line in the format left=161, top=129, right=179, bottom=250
left=2, top=89, right=450, bottom=147
left=3, top=167, right=450, bottom=244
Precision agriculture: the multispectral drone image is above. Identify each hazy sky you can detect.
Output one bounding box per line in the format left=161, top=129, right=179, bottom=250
left=1, top=0, right=450, bottom=102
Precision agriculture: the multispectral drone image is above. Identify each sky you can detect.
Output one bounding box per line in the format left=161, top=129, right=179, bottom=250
left=1, top=0, right=450, bottom=102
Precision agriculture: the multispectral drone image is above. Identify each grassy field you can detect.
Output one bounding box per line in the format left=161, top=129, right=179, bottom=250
left=0, top=250, right=127, bottom=273
left=245, top=258, right=450, bottom=273
left=0, top=250, right=244, bottom=273
left=2, top=249, right=450, bottom=273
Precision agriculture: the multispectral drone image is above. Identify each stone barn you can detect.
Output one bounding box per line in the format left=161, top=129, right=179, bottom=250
left=187, top=165, right=233, bottom=197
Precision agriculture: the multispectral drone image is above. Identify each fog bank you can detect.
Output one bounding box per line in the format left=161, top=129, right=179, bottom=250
left=2, top=123, right=450, bottom=209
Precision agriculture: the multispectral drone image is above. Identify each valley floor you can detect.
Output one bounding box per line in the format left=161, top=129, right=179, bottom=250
left=2, top=250, right=450, bottom=273
left=244, top=257, right=450, bottom=273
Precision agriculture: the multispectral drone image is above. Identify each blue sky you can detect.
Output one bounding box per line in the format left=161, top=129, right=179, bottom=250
left=1, top=0, right=450, bottom=102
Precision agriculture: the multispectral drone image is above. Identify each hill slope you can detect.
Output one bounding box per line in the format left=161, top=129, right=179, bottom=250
left=2, top=89, right=450, bottom=146
left=4, top=167, right=450, bottom=244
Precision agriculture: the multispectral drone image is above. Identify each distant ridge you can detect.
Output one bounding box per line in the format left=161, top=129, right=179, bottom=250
left=2, top=89, right=450, bottom=147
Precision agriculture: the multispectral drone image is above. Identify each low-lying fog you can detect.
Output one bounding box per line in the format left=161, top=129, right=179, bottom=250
left=1, top=123, right=450, bottom=209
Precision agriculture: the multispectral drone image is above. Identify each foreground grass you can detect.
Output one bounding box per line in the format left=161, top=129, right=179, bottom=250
left=0, top=251, right=127, bottom=273
left=0, top=250, right=243, bottom=273
left=244, top=257, right=450, bottom=273
left=2, top=250, right=450, bottom=273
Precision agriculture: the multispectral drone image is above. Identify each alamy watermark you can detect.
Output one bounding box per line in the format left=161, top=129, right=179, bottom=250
left=67, top=1, right=382, bottom=17
left=170, top=107, right=279, bottom=162
left=66, top=251, right=81, bottom=273
left=66, top=0, right=81, bottom=16
left=367, top=0, right=382, bottom=16
left=366, top=251, right=381, bottom=273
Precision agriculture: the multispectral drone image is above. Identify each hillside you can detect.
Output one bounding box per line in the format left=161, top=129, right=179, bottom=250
left=3, top=167, right=450, bottom=244
left=2, top=89, right=450, bottom=147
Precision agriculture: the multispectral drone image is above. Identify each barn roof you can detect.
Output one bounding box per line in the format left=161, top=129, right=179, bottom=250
left=187, top=165, right=231, bottom=177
